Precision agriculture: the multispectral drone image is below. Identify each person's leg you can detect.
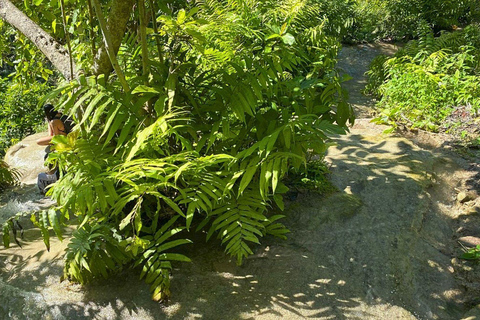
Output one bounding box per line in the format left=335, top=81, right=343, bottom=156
left=37, top=172, right=48, bottom=194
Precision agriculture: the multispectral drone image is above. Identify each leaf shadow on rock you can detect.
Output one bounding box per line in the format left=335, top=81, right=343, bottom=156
left=0, top=227, right=370, bottom=320
left=0, top=133, right=471, bottom=319
left=316, top=133, right=467, bottom=319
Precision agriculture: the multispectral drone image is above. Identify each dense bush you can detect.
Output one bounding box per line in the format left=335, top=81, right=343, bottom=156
left=0, top=19, right=57, bottom=156
left=346, top=0, right=390, bottom=42
left=365, top=24, right=480, bottom=131
left=349, top=0, right=480, bottom=42
left=0, top=22, right=16, bottom=78
left=0, top=79, right=51, bottom=155
left=2, top=0, right=354, bottom=301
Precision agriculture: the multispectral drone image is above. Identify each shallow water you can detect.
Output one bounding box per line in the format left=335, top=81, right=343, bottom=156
left=0, top=184, right=55, bottom=224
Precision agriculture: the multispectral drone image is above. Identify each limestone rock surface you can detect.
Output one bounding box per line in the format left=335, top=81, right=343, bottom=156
left=462, top=305, right=480, bottom=320
left=458, top=191, right=478, bottom=203
left=0, top=122, right=471, bottom=320
left=4, top=132, right=48, bottom=185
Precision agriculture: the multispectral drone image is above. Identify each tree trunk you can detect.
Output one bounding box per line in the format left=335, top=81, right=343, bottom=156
left=91, top=0, right=130, bottom=91
left=92, top=0, right=135, bottom=75
left=0, top=0, right=135, bottom=78
left=0, top=0, right=75, bottom=79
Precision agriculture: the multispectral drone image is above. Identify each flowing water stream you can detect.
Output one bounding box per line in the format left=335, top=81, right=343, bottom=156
left=0, top=184, right=55, bottom=224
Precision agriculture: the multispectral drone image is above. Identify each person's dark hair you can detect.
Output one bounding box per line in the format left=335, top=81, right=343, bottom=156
left=43, top=104, right=58, bottom=121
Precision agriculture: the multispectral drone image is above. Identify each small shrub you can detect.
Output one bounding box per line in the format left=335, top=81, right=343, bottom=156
left=366, top=24, right=480, bottom=131
left=460, top=245, right=480, bottom=260
left=364, top=54, right=390, bottom=97
left=287, top=159, right=337, bottom=194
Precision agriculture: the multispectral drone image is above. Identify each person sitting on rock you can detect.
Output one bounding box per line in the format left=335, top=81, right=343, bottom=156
left=36, top=104, right=65, bottom=195
left=36, top=104, right=66, bottom=146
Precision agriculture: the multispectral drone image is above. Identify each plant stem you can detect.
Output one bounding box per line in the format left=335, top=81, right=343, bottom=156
left=139, top=0, right=154, bottom=115
left=138, top=0, right=149, bottom=82
left=148, top=0, right=164, bottom=63
left=86, top=0, right=97, bottom=57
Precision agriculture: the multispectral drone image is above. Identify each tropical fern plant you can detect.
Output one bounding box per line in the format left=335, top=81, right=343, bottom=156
left=0, top=160, right=19, bottom=191
left=2, top=0, right=354, bottom=301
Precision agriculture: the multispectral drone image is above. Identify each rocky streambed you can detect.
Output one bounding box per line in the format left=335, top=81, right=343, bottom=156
left=0, top=45, right=479, bottom=320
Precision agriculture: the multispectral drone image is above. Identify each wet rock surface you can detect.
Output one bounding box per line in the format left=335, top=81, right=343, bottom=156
left=0, top=185, right=55, bottom=225
left=4, top=132, right=48, bottom=185
left=1, top=132, right=54, bottom=229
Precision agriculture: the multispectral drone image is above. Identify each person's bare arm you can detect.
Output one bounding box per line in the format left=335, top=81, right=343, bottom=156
left=36, top=135, right=52, bottom=145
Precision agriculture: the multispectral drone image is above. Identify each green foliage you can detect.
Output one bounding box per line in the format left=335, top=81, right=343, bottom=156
left=0, top=160, right=20, bottom=191
left=2, top=209, right=56, bottom=249
left=347, top=0, right=390, bottom=42
left=26, top=0, right=354, bottom=300
left=287, top=159, right=337, bottom=194
left=363, top=54, right=389, bottom=96
left=4, top=0, right=480, bottom=302
left=366, top=24, right=480, bottom=131
left=0, top=8, right=59, bottom=156
left=0, top=79, right=52, bottom=155
left=1, top=0, right=354, bottom=301
left=137, top=216, right=192, bottom=301
left=0, top=21, right=16, bottom=78
left=0, top=21, right=57, bottom=155
left=349, top=0, right=480, bottom=42
left=0, top=19, right=57, bottom=84
left=63, top=222, right=131, bottom=283
left=2, top=212, right=26, bottom=249
left=460, top=245, right=480, bottom=260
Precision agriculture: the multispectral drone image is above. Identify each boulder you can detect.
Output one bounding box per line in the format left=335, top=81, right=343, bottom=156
left=458, top=191, right=478, bottom=203
left=4, top=132, right=48, bottom=185
left=458, top=236, right=480, bottom=247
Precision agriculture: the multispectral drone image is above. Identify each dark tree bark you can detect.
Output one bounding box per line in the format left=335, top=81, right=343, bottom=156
left=0, top=0, right=75, bottom=79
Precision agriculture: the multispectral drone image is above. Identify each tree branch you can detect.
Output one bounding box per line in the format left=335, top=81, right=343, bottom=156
left=0, top=0, right=76, bottom=80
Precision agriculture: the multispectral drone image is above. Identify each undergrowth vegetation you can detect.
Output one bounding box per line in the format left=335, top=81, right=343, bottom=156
left=2, top=0, right=479, bottom=302
left=287, top=159, right=336, bottom=194
left=349, top=0, right=480, bottom=42
left=0, top=20, right=56, bottom=156
left=2, top=0, right=353, bottom=301
left=0, top=80, right=51, bottom=155
left=365, top=23, right=480, bottom=132
left=0, top=160, right=19, bottom=191
left=1, top=0, right=479, bottom=157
